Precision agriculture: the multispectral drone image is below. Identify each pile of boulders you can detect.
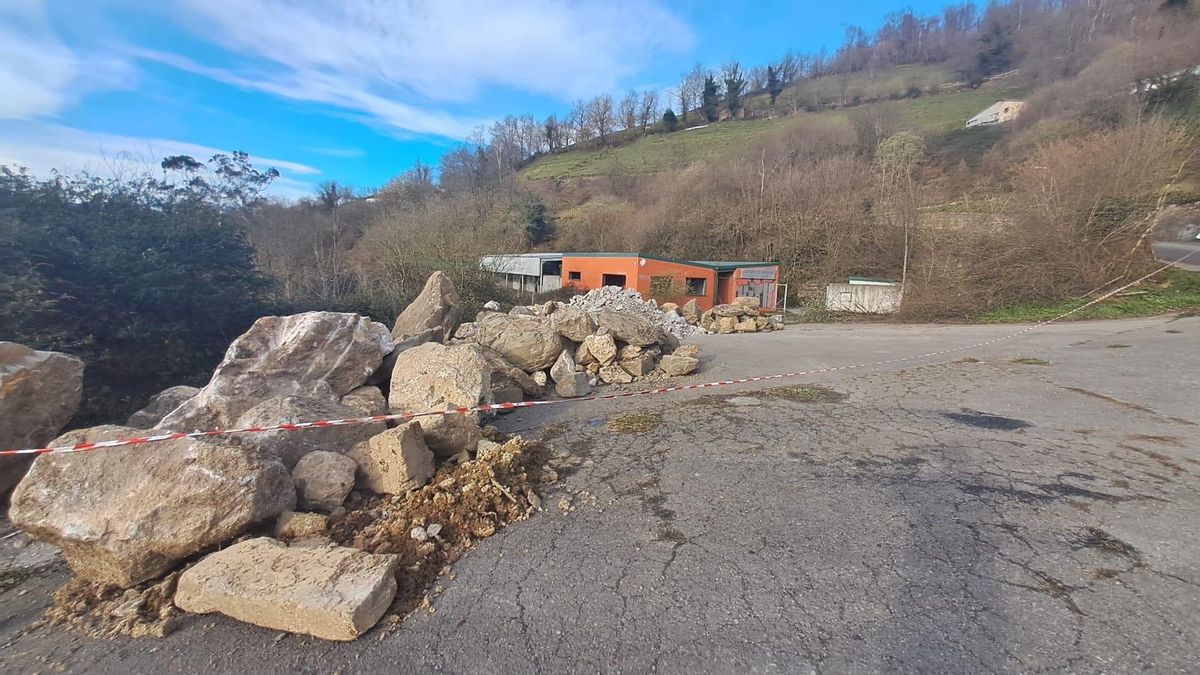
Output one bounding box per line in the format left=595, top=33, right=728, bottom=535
left=454, top=298, right=702, bottom=400
left=690, top=296, right=783, bottom=334
left=566, top=286, right=703, bottom=341
left=6, top=270, right=704, bottom=642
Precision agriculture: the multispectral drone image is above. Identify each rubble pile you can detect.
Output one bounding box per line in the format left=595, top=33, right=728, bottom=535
left=566, top=286, right=704, bottom=341
left=693, top=296, right=784, bottom=334
left=7, top=271, right=663, bottom=642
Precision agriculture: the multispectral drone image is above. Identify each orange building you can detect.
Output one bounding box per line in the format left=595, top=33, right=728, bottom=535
left=560, top=253, right=780, bottom=311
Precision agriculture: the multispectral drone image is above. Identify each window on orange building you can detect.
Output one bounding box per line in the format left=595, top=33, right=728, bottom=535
left=685, top=277, right=707, bottom=296
left=568, top=271, right=581, bottom=281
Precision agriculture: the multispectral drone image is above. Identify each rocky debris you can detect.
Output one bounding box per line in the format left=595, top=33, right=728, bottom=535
left=698, top=303, right=782, bottom=335
left=680, top=299, right=701, bottom=325
left=348, top=423, right=435, bottom=495
left=233, top=396, right=384, bottom=469
left=567, top=286, right=702, bottom=341
left=658, top=354, right=700, bottom=377
left=618, top=344, right=659, bottom=377
left=595, top=309, right=664, bottom=347
left=293, top=451, right=358, bottom=511
left=127, top=385, right=198, bottom=429
left=275, top=510, right=329, bottom=539
left=661, top=302, right=679, bottom=313
left=388, top=343, right=491, bottom=457
left=582, top=333, right=617, bottom=366
left=330, top=436, right=549, bottom=618
left=160, top=312, right=393, bottom=430
left=550, top=350, right=591, bottom=398
left=599, top=363, right=634, bottom=384
left=10, top=425, right=294, bottom=588
left=391, top=271, right=462, bottom=343
left=340, top=386, right=388, bottom=416
left=673, top=343, right=701, bottom=359
left=532, top=371, right=548, bottom=387
left=483, top=300, right=501, bottom=312
left=474, top=313, right=566, bottom=372
left=0, top=342, right=84, bottom=495
left=453, top=322, right=478, bottom=340
left=550, top=305, right=595, bottom=342
left=43, top=572, right=183, bottom=639
left=480, top=348, right=542, bottom=399
left=175, top=537, right=399, bottom=641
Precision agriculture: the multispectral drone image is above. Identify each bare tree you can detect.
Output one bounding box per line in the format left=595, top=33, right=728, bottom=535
left=619, top=90, right=639, bottom=131
left=588, top=95, right=616, bottom=142
left=638, top=90, right=659, bottom=132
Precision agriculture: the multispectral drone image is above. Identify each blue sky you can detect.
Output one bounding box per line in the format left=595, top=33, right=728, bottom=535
left=1, top=0, right=951, bottom=200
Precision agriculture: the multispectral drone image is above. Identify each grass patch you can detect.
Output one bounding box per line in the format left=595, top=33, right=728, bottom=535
left=521, top=84, right=1026, bottom=181
left=1011, top=357, right=1050, bottom=366
left=759, top=385, right=847, bottom=403
left=607, top=412, right=663, bottom=434
left=980, top=270, right=1200, bottom=323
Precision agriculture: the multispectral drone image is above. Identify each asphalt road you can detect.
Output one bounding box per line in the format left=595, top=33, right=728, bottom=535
left=1152, top=241, right=1200, bottom=271
left=3, top=315, right=1199, bottom=673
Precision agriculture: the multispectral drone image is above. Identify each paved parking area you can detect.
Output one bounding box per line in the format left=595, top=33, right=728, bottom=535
left=2, top=316, right=1198, bottom=672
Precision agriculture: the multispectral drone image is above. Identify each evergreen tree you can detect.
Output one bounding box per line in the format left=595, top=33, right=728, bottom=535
left=767, top=65, right=783, bottom=107
left=723, top=64, right=747, bottom=117
left=701, top=75, right=721, bottom=122
left=662, top=108, right=679, bottom=131
left=514, top=195, right=557, bottom=248
left=973, top=21, right=1015, bottom=82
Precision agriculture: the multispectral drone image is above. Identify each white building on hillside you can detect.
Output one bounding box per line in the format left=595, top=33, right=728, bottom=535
left=480, top=253, right=563, bottom=295
left=965, top=100, right=1025, bottom=128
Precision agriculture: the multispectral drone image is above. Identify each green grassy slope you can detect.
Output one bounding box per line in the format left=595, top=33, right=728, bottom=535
left=521, top=83, right=1025, bottom=181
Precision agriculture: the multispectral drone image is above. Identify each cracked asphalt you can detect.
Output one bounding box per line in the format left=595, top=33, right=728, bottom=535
left=2, top=315, right=1198, bottom=673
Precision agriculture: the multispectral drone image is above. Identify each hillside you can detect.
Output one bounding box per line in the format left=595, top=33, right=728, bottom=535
left=521, top=78, right=1025, bottom=181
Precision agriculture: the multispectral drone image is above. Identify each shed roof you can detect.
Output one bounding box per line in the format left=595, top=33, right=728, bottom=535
left=563, top=252, right=777, bottom=270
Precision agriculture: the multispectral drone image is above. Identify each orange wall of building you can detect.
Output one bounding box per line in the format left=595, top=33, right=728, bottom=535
left=562, top=256, right=780, bottom=311
left=562, top=256, right=718, bottom=310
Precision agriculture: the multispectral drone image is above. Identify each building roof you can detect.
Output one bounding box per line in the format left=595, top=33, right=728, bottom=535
left=563, top=252, right=777, bottom=270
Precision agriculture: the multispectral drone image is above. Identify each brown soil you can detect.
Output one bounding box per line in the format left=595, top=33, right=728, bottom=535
left=41, top=572, right=183, bottom=639
left=328, top=436, right=554, bottom=619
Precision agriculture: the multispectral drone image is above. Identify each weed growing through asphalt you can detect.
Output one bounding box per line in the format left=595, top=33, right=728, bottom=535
left=760, top=385, right=847, bottom=403
left=1011, top=357, right=1051, bottom=366
left=607, top=412, right=663, bottom=433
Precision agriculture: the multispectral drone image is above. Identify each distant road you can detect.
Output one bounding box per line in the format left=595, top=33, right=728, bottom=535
left=1152, top=241, right=1200, bottom=271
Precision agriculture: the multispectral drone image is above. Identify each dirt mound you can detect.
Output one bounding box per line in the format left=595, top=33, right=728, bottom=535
left=41, top=572, right=183, bottom=639
left=329, top=436, right=553, bottom=619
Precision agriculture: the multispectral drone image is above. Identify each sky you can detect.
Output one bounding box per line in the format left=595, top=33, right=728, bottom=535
left=0, top=0, right=951, bottom=200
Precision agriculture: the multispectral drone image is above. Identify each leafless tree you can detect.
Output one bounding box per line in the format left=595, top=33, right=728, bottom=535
left=638, top=90, right=659, bottom=132
left=619, top=90, right=639, bottom=131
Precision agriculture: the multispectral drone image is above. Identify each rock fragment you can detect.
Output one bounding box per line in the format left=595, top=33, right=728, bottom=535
left=348, top=423, right=435, bottom=494
left=174, top=537, right=398, bottom=641
left=292, top=451, right=358, bottom=511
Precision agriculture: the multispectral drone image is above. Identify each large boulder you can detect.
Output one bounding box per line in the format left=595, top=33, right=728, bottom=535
left=175, top=537, right=398, bottom=641
left=388, top=343, right=491, bottom=457
left=127, top=385, right=199, bottom=429
left=0, top=343, right=83, bottom=495
left=732, top=296, right=761, bottom=311
left=550, top=306, right=595, bottom=342
left=339, top=386, right=388, bottom=416
left=233, top=396, right=384, bottom=469
left=480, top=348, right=543, bottom=398
left=292, top=450, right=358, bottom=511
left=599, top=364, right=633, bottom=385
left=619, top=344, right=660, bottom=377
left=9, top=425, right=294, bottom=587
left=391, top=271, right=462, bottom=343
left=680, top=299, right=702, bottom=325
left=347, top=423, right=434, bottom=495
left=550, top=350, right=591, bottom=398
left=582, top=334, right=617, bottom=367
left=159, top=313, right=393, bottom=431
left=474, top=313, right=567, bottom=372
left=595, top=309, right=663, bottom=347
left=659, top=354, right=700, bottom=376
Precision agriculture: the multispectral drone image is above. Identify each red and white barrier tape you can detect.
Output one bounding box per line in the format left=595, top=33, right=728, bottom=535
left=2, top=256, right=1193, bottom=458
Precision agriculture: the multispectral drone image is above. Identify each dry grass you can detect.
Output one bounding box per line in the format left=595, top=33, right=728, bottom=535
left=759, top=385, right=847, bottom=403
left=1011, top=357, right=1051, bottom=366
left=607, top=412, right=664, bottom=434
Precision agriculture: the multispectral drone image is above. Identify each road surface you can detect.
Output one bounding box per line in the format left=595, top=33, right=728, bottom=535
left=1151, top=241, right=1200, bottom=271
left=3, top=315, right=1199, bottom=672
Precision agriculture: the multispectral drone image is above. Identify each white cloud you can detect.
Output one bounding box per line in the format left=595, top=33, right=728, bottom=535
left=304, top=146, right=367, bottom=159
left=0, top=2, right=134, bottom=120
left=0, top=120, right=320, bottom=198
left=153, top=0, right=693, bottom=138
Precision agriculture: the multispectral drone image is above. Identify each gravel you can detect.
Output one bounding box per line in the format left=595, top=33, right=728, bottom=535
left=567, top=287, right=704, bottom=341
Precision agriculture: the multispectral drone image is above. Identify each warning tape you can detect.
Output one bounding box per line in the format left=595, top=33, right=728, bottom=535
left=2, top=255, right=1194, bottom=458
